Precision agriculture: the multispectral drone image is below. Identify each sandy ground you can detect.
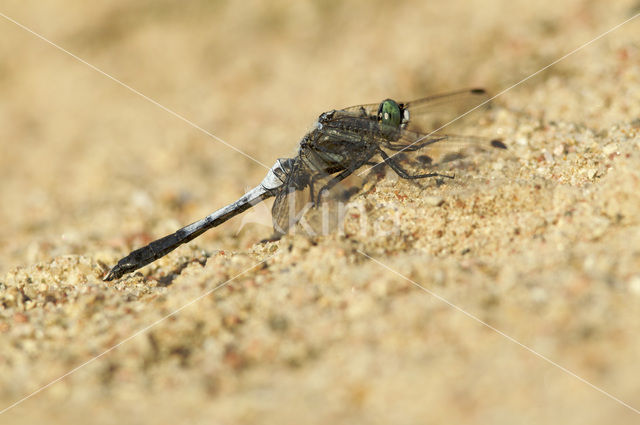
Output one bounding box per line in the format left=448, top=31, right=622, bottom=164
left=1, top=1, right=640, bottom=423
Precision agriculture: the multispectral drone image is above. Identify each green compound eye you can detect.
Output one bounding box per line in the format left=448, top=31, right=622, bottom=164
left=377, top=99, right=403, bottom=129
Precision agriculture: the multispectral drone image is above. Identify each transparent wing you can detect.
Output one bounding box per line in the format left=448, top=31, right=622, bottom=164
left=383, top=130, right=503, bottom=150
left=380, top=88, right=500, bottom=160
left=271, top=185, right=312, bottom=235
left=372, top=134, right=507, bottom=181
left=339, top=88, right=490, bottom=128
left=271, top=170, right=359, bottom=236
left=403, top=88, right=490, bottom=133
left=403, top=88, right=489, bottom=110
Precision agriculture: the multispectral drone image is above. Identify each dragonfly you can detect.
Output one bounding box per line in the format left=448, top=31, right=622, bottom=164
left=104, top=88, right=505, bottom=281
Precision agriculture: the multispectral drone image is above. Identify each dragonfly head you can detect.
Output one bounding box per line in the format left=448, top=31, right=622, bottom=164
left=377, top=99, right=409, bottom=136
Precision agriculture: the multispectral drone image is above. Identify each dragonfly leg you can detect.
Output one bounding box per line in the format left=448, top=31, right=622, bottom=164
left=314, top=169, right=354, bottom=206
left=378, top=149, right=454, bottom=180
left=308, top=166, right=349, bottom=207
left=309, top=178, right=317, bottom=207
left=385, top=136, right=447, bottom=152
left=260, top=233, right=284, bottom=243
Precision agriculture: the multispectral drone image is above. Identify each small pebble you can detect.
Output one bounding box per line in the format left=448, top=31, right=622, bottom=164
left=423, top=196, right=444, bottom=207
left=602, top=143, right=618, bottom=156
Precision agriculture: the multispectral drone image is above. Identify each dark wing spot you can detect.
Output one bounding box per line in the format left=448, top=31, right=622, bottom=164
left=416, top=155, right=433, bottom=165
left=491, top=139, right=508, bottom=149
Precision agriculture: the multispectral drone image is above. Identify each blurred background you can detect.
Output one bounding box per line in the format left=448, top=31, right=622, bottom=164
left=1, top=1, right=640, bottom=424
